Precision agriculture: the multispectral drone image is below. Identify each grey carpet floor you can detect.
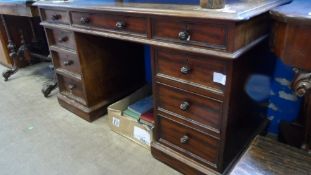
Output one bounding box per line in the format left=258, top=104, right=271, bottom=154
left=0, top=63, right=180, bottom=175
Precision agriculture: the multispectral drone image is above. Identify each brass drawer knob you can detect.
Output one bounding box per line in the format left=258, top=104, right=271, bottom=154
left=63, top=60, right=73, bottom=66
left=51, top=14, right=61, bottom=21
left=68, top=84, right=76, bottom=91
left=47, top=54, right=52, bottom=60
left=80, top=17, right=90, bottom=24
left=180, top=135, right=189, bottom=144
left=180, top=66, right=191, bottom=74
left=116, top=21, right=126, bottom=29
left=58, top=36, right=68, bottom=43
left=178, top=31, right=190, bottom=41
left=180, top=101, right=190, bottom=111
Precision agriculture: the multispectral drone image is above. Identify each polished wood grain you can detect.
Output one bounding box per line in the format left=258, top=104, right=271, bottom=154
left=0, top=17, right=11, bottom=67
left=154, top=48, right=227, bottom=97
left=270, top=0, right=311, bottom=70
left=51, top=49, right=81, bottom=75
left=35, top=0, right=290, bottom=173
left=0, top=15, right=46, bottom=68
left=271, top=0, right=311, bottom=152
left=270, top=0, right=311, bottom=25
left=57, top=74, right=86, bottom=105
left=41, top=9, right=70, bottom=25
left=34, top=0, right=291, bottom=21
left=152, top=142, right=220, bottom=175
left=0, top=0, right=38, bottom=17
left=35, top=0, right=291, bottom=56
left=158, top=115, right=220, bottom=169
left=155, top=83, right=223, bottom=134
left=46, top=29, right=76, bottom=51
left=271, top=22, right=311, bottom=71
left=74, top=33, right=145, bottom=107
left=48, top=31, right=146, bottom=121
left=71, top=11, right=147, bottom=36
left=230, top=136, right=311, bottom=175
left=153, top=42, right=269, bottom=173
left=151, top=17, right=227, bottom=50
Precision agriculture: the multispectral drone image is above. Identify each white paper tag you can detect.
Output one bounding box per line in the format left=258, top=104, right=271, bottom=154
left=213, top=72, right=227, bottom=85
left=112, top=117, right=120, bottom=127
left=133, top=126, right=151, bottom=145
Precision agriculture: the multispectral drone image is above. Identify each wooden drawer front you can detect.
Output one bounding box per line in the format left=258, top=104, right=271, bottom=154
left=52, top=51, right=81, bottom=75
left=41, top=9, right=69, bottom=24
left=57, top=75, right=86, bottom=105
left=48, top=29, right=76, bottom=50
left=155, top=49, right=227, bottom=95
left=158, top=116, right=219, bottom=167
left=156, top=83, right=222, bottom=133
left=71, top=12, right=147, bottom=36
left=152, top=18, right=227, bottom=49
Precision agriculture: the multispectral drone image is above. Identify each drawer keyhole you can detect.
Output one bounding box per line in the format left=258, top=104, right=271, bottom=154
left=180, top=66, right=191, bottom=74
left=180, top=135, right=189, bottom=144
left=63, top=60, right=73, bottom=66
left=178, top=31, right=190, bottom=41
left=180, top=101, right=190, bottom=111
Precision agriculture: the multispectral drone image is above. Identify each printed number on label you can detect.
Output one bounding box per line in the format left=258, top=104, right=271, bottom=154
left=112, top=117, right=120, bottom=127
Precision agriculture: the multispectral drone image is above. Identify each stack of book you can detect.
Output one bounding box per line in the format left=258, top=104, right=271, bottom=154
left=123, top=95, right=154, bottom=127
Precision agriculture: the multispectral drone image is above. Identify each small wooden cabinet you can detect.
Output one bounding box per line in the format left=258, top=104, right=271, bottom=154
left=35, top=0, right=290, bottom=174
left=44, top=24, right=145, bottom=121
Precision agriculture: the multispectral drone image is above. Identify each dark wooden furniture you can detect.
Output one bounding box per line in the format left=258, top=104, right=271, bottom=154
left=270, top=0, right=311, bottom=153
left=230, top=136, right=311, bottom=175
left=35, top=0, right=290, bottom=174
left=0, top=0, right=48, bottom=81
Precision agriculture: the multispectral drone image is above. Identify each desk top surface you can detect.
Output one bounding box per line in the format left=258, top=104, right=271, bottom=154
left=34, top=0, right=291, bottom=21
left=0, top=0, right=34, bottom=7
left=270, top=0, right=311, bottom=25
left=0, top=0, right=37, bottom=16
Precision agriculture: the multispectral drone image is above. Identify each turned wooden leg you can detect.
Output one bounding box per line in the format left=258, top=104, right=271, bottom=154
left=1, top=15, right=19, bottom=81
left=292, top=70, right=311, bottom=153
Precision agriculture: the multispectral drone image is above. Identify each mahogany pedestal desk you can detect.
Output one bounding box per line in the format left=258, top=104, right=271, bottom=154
left=271, top=0, right=311, bottom=153
left=35, top=0, right=290, bottom=174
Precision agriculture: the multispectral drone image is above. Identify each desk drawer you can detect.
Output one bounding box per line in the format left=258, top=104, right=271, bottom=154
left=155, top=83, right=222, bottom=133
left=47, top=29, right=76, bottom=50
left=158, top=116, right=219, bottom=168
left=52, top=50, right=81, bottom=75
left=71, top=12, right=147, bottom=36
left=154, top=49, right=228, bottom=94
left=41, top=9, right=69, bottom=25
left=152, top=18, right=227, bottom=49
left=57, top=74, right=86, bottom=105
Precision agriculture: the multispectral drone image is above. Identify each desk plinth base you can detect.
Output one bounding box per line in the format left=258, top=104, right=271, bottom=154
left=57, top=94, right=107, bottom=122
left=151, top=142, right=220, bottom=175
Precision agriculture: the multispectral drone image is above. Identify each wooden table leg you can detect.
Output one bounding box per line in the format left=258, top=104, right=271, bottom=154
left=301, top=93, right=311, bottom=153
left=1, top=15, right=18, bottom=81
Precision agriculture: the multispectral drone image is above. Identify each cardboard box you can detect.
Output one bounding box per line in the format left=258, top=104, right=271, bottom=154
left=107, top=85, right=153, bottom=149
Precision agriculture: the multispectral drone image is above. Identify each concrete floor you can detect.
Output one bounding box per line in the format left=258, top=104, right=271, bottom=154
left=0, top=63, right=180, bottom=175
